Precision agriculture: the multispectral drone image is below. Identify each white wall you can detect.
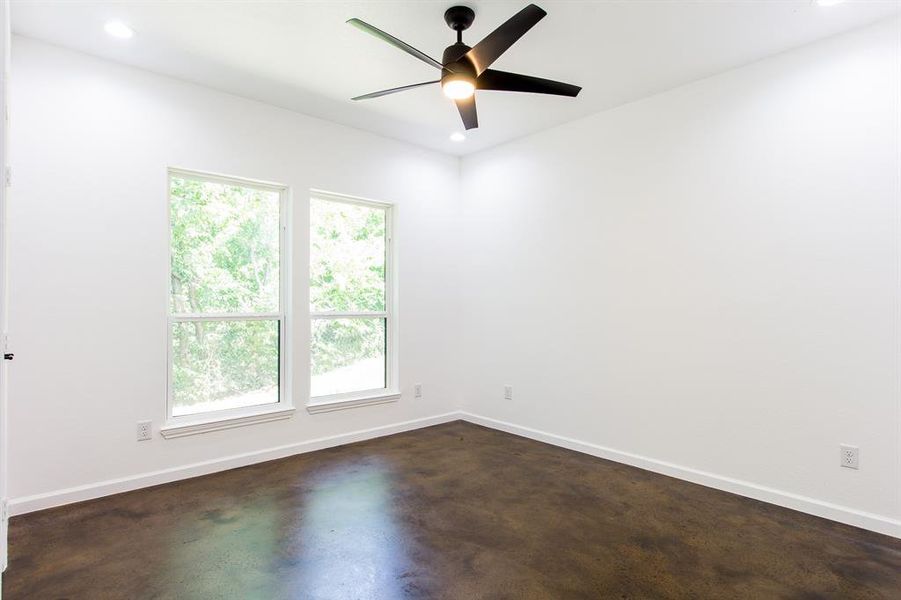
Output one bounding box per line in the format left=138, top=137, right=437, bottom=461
left=0, top=0, right=10, bottom=576
left=7, top=37, right=462, bottom=506
left=8, top=17, right=901, bottom=538
left=460, top=18, right=901, bottom=534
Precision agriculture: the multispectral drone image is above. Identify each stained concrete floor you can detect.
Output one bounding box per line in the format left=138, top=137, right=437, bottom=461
left=4, top=421, right=900, bottom=599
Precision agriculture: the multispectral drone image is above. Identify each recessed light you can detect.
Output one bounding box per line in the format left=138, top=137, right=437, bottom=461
left=450, top=132, right=466, bottom=142
left=104, top=21, right=135, bottom=39
left=814, top=0, right=846, bottom=6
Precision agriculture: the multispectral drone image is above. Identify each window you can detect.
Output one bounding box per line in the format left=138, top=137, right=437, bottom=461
left=309, top=192, right=395, bottom=409
left=166, top=169, right=289, bottom=430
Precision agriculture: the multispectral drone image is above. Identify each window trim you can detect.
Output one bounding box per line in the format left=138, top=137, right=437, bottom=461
left=164, top=167, right=293, bottom=437
left=307, top=189, right=397, bottom=412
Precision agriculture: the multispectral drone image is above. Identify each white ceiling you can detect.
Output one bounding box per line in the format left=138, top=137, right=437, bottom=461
left=11, top=1, right=901, bottom=156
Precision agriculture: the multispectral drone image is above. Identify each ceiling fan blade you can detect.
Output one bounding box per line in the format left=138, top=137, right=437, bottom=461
left=455, top=96, right=478, bottom=130
left=347, top=18, right=444, bottom=70
left=352, top=80, right=440, bottom=101
left=463, top=4, right=546, bottom=75
left=477, top=69, right=581, bottom=97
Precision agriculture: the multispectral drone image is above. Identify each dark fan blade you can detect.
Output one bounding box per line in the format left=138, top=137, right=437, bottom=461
left=352, top=80, right=440, bottom=101
left=347, top=18, right=444, bottom=70
left=477, top=69, right=581, bottom=97
left=463, top=4, right=546, bottom=75
left=455, top=96, right=478, bottom=130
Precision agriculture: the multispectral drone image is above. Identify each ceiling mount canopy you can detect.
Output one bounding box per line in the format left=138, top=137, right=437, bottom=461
left=347, top=3, right=582, bottom=131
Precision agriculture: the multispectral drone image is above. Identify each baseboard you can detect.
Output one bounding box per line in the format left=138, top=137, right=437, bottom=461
left=458, top=412, right=901, bottom=539
left=1, top=496, right=7, bottom=572
left=11, top=410, right=900, bottom=539
left=9, top=412, right=461, bottom=516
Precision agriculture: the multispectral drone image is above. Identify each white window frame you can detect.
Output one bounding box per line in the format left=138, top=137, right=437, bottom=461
left=162, top=167, right=293, bottom=438
left=307, top=190, right=398, bottom=414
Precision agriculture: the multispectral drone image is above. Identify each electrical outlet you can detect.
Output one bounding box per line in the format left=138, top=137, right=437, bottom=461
left=840, top=444, right=859, bottom=469
left=504, top=385, right=513, bottom=401
left=414, top=383, right=422, bottom=399
left=137, top=420, right=152, bottom=442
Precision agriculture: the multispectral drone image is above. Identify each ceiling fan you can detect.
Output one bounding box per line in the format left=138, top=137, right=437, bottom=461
left=348, top=4, right=581, bottom=130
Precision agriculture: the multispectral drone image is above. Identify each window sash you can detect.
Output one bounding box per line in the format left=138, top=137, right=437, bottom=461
left=309, top=191, right=394, bottom=402
left=168, top=317, right=282, bottom=417
left=167, top=317, right=286, bottom=416
left=167, top=169, right=290, bottom=423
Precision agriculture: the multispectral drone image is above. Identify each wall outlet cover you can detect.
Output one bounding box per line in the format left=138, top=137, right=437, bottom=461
left=137, top=420, right=153, bottom=442
left=504, top=385, right=513, bottom=401
left=840, top=444, right=859, bottom=469
left=414, top=383, right=422, bottom=398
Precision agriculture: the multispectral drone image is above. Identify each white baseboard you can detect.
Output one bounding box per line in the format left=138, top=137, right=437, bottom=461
left=458, top=412, right=901, bottom=539
left=8, top=412, right=461, bottom=517
left=9, top=410, right=899, bottom=539
left=0, top=496, right=7, bottom=572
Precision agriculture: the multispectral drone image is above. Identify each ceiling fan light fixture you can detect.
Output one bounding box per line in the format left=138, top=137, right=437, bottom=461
left=348, top=4, right=581, bottom=130
left=442, top=76, right=475, bottom=100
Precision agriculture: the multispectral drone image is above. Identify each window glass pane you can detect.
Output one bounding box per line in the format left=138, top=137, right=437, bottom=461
left=172, top=319, right=279, bottom=416
left=170, top=176, right=280, bottom=314
left=310, top=198, right=386, bottom=312
left=311, top=318, right=386, bottom=397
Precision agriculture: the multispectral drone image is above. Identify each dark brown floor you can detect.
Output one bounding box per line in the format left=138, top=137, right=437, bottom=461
left=4, top=421, right=900, bottom=599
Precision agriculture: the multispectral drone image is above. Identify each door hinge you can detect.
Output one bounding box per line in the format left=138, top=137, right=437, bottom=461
left=4, top=165, right=10, bottom=187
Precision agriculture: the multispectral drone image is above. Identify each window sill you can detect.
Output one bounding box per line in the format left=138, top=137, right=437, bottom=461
left=306, top=392, right=400, bottom=414
left=160, top=406, right=295, bottom=439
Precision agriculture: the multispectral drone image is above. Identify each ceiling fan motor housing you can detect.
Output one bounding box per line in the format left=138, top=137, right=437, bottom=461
left=443, top=7, right=478, bottom=91
left=442, top=41, right=476, bottom=89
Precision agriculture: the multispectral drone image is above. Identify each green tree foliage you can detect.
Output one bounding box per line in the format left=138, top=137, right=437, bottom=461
left=169, top=179, right=389, bottom=410
left=169, top=177, right=280, bottom=412
left=310, top=198, right=387, bottom=380
left=170, top=177, right=279, bottom=314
